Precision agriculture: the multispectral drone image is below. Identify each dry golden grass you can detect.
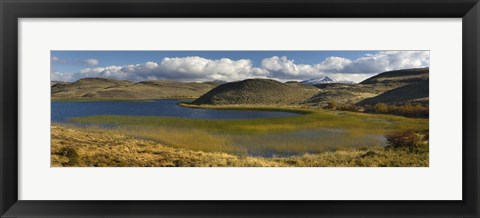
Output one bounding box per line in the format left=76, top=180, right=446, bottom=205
left=51, top=125, right=428, bottom=167
left=51, top=125, right=282, bottom=167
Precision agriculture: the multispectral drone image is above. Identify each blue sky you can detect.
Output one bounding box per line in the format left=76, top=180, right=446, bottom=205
left=51, top=50, right=429, bottom=83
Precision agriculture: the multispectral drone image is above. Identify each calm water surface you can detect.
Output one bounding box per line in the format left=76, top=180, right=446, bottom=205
left=51, top=99, right=299, bottom=122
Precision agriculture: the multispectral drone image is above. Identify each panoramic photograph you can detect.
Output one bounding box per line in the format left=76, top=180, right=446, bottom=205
left=51, top=50, right=429, bottom=167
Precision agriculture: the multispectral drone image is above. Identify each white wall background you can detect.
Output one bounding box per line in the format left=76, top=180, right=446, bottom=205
left=18, top=18, right=462, bottom=200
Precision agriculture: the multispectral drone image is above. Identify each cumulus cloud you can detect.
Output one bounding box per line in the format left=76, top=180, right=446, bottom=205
left=340, top=51, right=430, bottom=74
left=258, top=51, right=429, bottom=81
left=261, top=56, right=317, bottom=79
left=51, top=51, right=429, bottom=83
left=51, top=71, right=75, bottom=82
left=160, top=57, right=257, bottom=81
left=84, top=58, right=99, bottom=67
left=51, top=56, right=67, bottom=64
left=51, top=56, right=99, bottom=67
left=316, top=57, right=352, bottom=73
left=56, top=56, right=269, bottom=82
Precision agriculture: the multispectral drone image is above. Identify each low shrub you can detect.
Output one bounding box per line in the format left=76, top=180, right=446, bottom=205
left=365, top=103, right=429, bottom=118
left=325, top=101, right=337, bottom=110
left=386, top=130, right=429, bottom=151
left=325, top=101, right=429, bottom=117
left=324, top=101, right=362, bottom=112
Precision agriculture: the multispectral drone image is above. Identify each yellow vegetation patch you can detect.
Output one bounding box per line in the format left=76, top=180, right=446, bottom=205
left=51, top=125, right=428, bottom=167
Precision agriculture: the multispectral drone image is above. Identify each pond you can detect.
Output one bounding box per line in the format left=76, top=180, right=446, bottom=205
left=51, top=99, right=300, bottom=122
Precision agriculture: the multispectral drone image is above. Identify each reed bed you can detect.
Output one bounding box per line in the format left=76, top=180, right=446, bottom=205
left=51, top=125, right=428, bottom=167
left=70, top=108, right=428, bottom=156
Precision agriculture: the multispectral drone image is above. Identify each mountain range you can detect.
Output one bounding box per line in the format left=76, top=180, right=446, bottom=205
left=192, top=67, right=429, bottom=106
left=52, top=67, right=429, bottom=106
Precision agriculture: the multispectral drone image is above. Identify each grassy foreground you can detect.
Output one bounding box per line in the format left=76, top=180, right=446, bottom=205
left=51, top=125, right=428, bottom=167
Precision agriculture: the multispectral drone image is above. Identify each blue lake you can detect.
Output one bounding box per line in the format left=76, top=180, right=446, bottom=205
left=51, top=99, right=300, bottom=122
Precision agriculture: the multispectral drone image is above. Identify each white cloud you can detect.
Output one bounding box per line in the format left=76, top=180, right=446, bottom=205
left=51, top=71, right=74, bottom=82
left=84, top=59, right=99, bottom=67
left=261, top=56, right=317, bottom=79
left=316, top=57, right=352, bottom=72
left=51, top=56, right=100, bottom=67
left=51, top=56, right=67, bottom=64
left=259, top=51, right=429, bottom=81
left=341, top=51, right=430, bottom=73
left=51, top=51, right=429, bottom=83
left=54, top=56, right=268, bottom=82
left=160, top=57, right=257, bottom=81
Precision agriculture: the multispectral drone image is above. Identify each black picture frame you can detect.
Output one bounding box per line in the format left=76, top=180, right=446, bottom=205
left=1, top=0, right=479, bottom=217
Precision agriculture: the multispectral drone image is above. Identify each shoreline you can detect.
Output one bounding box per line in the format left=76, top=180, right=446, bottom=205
left=177, top=102, right=313, bottom=115
left=51, top=97, right=198, bottom=102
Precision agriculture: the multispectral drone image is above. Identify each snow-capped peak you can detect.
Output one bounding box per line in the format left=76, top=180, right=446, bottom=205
left=300, top=77, right=333, bottom=84
left=300, top=77, right=354, bottom=85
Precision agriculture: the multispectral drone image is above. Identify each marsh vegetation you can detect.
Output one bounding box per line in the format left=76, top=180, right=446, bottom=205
left=51, top=125, right=428, bottom=167
left=69, top=105, right=427, bottom=158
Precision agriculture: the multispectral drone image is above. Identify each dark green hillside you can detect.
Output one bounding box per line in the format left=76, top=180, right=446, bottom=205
left=305, top=68, right=430, bottom=106
left=360, top=67, right=429, bottom=85
left=358, top=68, right=429, bottom=106
left=359, top=80, right=429, bottom=106
left=192, top=79, right=318, bottom=105
left=306, top=83, right=381, bottom=106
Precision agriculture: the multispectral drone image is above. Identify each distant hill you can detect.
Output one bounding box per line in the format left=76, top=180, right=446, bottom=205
left=305, top=83, right=381, bottom=106
left=51, top=78, right=218, bottom=100
left=360, top=67, right=429, bottom=85
left=356, top=68, right=429, bottom=106
left=358, top=80, right=429, bottom=106
left=51, top=81, right=70, bottom=86
left=304, top=68, right=430, bottom=106
left=192, top=79, right=319, bottom=105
